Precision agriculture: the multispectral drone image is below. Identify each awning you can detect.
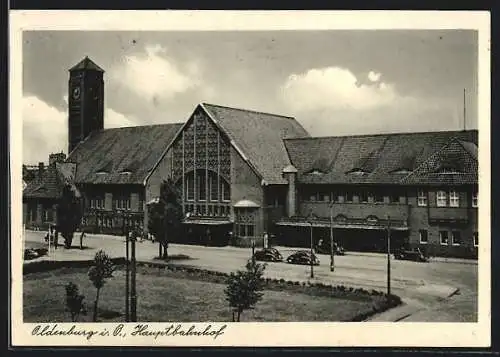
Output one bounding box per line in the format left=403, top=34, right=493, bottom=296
left=275, top=221, right=408, bottom=231
left=234, top=199, right=260, bottom=208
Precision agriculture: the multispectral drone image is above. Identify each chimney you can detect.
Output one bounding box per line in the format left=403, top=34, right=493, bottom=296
left=38, top=162, right=45, bottom=179
left=49, top=152, right=67, bottom=166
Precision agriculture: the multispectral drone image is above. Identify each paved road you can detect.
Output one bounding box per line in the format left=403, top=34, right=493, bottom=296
left=22, top=230, right=478, bottom=322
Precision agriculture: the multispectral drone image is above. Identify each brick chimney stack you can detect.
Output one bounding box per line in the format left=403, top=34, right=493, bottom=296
left=38, top=162, right=44, bottom=179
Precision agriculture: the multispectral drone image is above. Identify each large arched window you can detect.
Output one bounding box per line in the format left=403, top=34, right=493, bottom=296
left=181, top=169, right=230, bottom=217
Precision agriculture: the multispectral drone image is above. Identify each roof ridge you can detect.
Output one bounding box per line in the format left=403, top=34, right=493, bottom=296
left=283, top=129, right=479, bottom=141
left=101, top=122, right=184, bottom=131
left=202, top=102, right=295, bottom=120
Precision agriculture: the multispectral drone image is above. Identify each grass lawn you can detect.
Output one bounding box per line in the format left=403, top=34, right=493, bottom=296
left=24, top=266, right=378, bottom=322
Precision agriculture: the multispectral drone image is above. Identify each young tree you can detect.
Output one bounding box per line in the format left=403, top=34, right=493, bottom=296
left=147, top=179, right=183, bottom=259
left=65, top=282, right=86, bottom=322
left=56, top=184, right=83, bottom=249
left=88, top=250, right=115, bottom=322
left=224, top=258, right=266, bottom=322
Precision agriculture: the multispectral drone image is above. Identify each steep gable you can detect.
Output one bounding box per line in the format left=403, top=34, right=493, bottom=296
left=401, top=138, right=478, bottom=185
left=201, top=103, right=309, bottom=184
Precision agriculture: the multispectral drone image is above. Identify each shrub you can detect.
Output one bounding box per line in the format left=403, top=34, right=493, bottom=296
left=88, top=250, right=115, bottom=322
left=224, top=259, right=266, bottom=322
left=65, top=282, right=86, bottom=322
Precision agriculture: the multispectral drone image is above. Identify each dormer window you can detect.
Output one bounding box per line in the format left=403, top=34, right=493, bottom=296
left=438, top=167, right=462, bottom=174
left=307, top=169, right=324, bottom=175
left=392, top=168, right=412, bottom=175
left=347, top=169, right=368, bottom=176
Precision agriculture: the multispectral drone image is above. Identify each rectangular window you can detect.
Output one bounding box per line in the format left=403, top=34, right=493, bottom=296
left=452, top=231, right=461, bottom=246
left=473, top=232, right=478, bottom=247
left=417, top=190, right=428, bottom=207
left=359, top=191, right=369, bottom=203
left=436, top=191, right=447, bottom=207
left=330, top=192, right=338, bottom=202
left=472, top=192, right=478, bottom=208
left=221, top=181, right=230, bottom=202
left=209, top=175, right=218, bottom=202
left=373, top=193, right=384, bottom=203
left=390, top=193, right=400, bottom=204
left=322, top=193, right=330, bottom=202
left=186, top=175, right=195, bottom=201
left=449, top=190, right=460, bottom=207
left=419, top=230, right=428, bottom=244
left=198, top=171, right=206, bottom=201
left=439, top=231, right=449, bottom=245
left=345, top=192, right=353, bottom=203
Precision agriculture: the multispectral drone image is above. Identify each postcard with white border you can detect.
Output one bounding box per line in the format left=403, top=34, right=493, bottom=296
left=10, top=10, right=491, bottom=347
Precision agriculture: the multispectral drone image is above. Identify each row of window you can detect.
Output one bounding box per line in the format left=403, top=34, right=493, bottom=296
left=303, top=190, right=478, bottom=208
left=185, top=204, right=231, bottom=217
left=235, top=208, right=256, bottom=238
left=305, top=192, right=403, bottom=204
left=419, top=230, right=478, bottom=247
left=81, top=216, right=143, bottom=229
left=88, top=197, right=143, bottom=211
left=185, top=171, right=230, bottom=202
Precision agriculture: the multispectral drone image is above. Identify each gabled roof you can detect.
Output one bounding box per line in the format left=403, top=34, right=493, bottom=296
left=69, top=56, right=104, bottom=72
left=68, top=123, right=183, bottom=184
left=23, top=164, right=65, bottom=199
left=284, top=130, right=478, bottom=185
left=401, top=138, right=478, bottom=186
left=201, top=103, right=309, bottom=184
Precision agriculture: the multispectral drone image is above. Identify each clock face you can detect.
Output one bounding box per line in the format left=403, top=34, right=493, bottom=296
left=72, top=87, right=81, bottom=100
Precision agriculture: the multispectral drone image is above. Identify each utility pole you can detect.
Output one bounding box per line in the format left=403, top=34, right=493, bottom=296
left=309, top=211, right=315, bottom=279
left=329, top=203, right=335, bottom=272
left=125, top=231, right=130, bottom=322
left=130, top=231, right=137, bottom=322
left=387, top=215, right=391, bottom=296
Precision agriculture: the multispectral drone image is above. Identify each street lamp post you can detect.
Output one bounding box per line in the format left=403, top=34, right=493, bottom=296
left=130, top=231, right=137, bottom=322
left=329, top=204, right=335, bottom=272
left=387, top=215, right=391, bottom=296
left=125, top=232, right=130, bottom=322
left=308, top=212, right=314, bottom=279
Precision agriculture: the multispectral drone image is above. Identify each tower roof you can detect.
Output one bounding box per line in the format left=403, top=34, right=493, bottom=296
left=69, top=56, right=104, bottom=72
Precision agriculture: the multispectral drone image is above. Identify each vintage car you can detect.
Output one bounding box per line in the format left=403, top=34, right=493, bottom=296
left=253, top=247, right=284, bottom=262
left=286, top=250, right=320, bottom=266
left=315, top=240, right=346, bottom=256
left=394, top=248, right=429, bottom=262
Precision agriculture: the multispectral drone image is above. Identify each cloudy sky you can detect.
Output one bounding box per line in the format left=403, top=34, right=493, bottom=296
left=22, top=30, right=478, bottom=165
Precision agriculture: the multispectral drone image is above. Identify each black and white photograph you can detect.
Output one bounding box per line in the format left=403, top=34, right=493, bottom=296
left=10, top=11, right=490, bottom=347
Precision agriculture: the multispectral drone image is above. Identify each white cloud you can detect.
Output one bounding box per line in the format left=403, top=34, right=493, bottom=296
left=23, top=95, right=138, bottom=164
left=368, top=71, right=381, bottom=82
left=112, top=44, right=203, bottom=101
left=280, top=66, right=406, bottom=112
left=23, top=95, right=67, bottom=164
left=105, top=108, right=138, bottom=128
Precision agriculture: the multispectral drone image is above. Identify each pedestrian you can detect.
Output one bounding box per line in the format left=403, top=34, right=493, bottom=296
left=79, top=230, right=85, bottom=250
left=263, top=232, right=269, bottom=249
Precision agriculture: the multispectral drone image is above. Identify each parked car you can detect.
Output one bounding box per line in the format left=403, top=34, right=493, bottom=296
left=394, top=248, right=429, bottom=262
left=286, top=250, right=320, bottom=266
left=315, top=240, right=345, bottom=255
left=253, top=247, right=283, bottom=262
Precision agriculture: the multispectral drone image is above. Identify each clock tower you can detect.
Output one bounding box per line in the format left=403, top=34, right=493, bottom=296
left=67, top=56, right=105, bottom=154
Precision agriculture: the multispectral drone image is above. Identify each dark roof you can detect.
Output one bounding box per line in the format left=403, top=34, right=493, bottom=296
left=68, top=123, right=183, bottom=184
left=69, top=56, right=104, bottom=72
left=23, top=164, right=64, bottom=199
left=284, top=130, right=478, bottom=185
left=401, top=138, right=478, bottom=185
left=202, top=103, right=309, bottom=184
